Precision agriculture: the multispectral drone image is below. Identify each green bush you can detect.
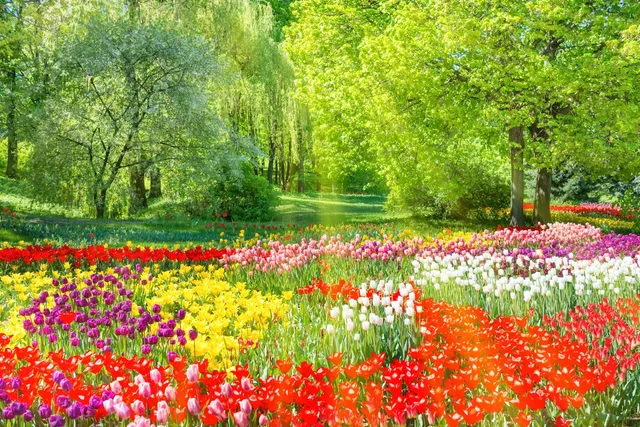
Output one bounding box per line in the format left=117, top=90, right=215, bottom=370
left=387, top=159, right=509, bottom=220
left=182, top=166, right=278, bottom=222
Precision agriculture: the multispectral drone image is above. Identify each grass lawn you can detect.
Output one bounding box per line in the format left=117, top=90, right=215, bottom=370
left=0, top=175, right=502, bottom=246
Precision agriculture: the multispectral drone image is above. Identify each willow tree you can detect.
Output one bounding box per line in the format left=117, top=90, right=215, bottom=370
left=286, top=0, right=388, bottom=195
left=34, top=18, right=218, bottom=218
left=151, top=0, right=307, bottom=191
left=0, top=0, right=52, bottom=179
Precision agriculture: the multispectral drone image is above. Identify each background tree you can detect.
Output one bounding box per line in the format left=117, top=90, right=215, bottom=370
left=31, top=18, right=220, bottom=218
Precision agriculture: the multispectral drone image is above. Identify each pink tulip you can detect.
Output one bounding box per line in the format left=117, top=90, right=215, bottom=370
left=131, top=400, right=145, bottom=415
left=241, top=377, right=253, bottom=391
left=233, top=411, right=249, bottom=427
left=138, top=382, right=152, bottom=399
left=155, top=407, right=169, bottom=424
left=164, top=385, right=177, bottom=401
left=239, top=399, right=251, bottom=415
left=187, top=397, right=200, bottom=416
left=103, top=399, right=115, bottom=414
left=114, top=402, right=131, bottom=419
left=150, top=369, right=162, bottom=384
left=208, top=399, right=226, bottom=419
left=221, top=382, right=232, bottom=398
left=128, top=415, right=152, bottom=427
left=110, top=380, right=122, bottom=394
left=186, top=364, right=199, bottom=383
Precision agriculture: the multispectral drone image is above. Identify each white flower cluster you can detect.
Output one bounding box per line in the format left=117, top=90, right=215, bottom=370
left=411, top=253, right=640, bottom=302
left=325, top=280, right=421, bottom=339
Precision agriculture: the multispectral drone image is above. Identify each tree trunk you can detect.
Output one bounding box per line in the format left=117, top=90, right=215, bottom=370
left=280, top=158, right=287, bottom=191
left=312, top=156, right=321, bottom=192
left=148, top=165, right=162, bottom=198
left=274, top=162, right=278, bottom=186
left=267, top=142, right=276, bottom=185
left=129, top=165, right=147, bottom=214
left=6, top=68, right=18, bottom=179
left=298, top=161, right=305, bottom=192
left=95, top=187, right=108, bottom=219
left=128, top=0, right=139, bottom=22
left=533, top=168, right=552, bottom=224
left=509, top=126, right=525, bottom=227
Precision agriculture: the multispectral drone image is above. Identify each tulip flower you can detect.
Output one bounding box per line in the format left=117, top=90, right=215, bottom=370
left=208, top=399, right=227, bottom=419
left=164, top=385, right=177, bottom=401
left=233, top=411, right=249, bottom=427
left=156, top=407, right=170, bottom=424
left=38, top=404, right=52, bottom=419
left=221, top=382, right=232, bottom=398
left=187, top=397, right=201, bottom=416
left=131, top=400, right=145, bottom=415
left=150, top=369, right=162, bottom=384
left=110, top=380, right=122, bottom=394
left=186, top=364, right=199, bottom=383
left=138, top=382, right=152, bottom=399
left=239, top=398, right=251, bottom=415
left=114, top=402, right=131, bottom=419
left=241, top=377, right=253, bottom=391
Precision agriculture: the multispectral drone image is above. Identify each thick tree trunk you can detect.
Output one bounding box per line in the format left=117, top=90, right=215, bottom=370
left=267, top=141, right=276, bottom=184
left=95, top=188, right=108, bottom=219
left=6, top=69, right=18, bottom=179
left=129, top=165, right=147, bottom=214
left=279, top=159, right=285, bottom=191
left=274, top=162, right=278, bottom=187
left=533, top=168, right=552, bottom=224
left=148, top=165, right=162, bottom=198
left=298, top=161, right=305, bottom=192
left=267, top=154, right=274, bottom=184
left=312, top=156, right=321, bottom=192
left=509, top=126, right=525, bottom=227
left=267, top=119, right=277, bottom=184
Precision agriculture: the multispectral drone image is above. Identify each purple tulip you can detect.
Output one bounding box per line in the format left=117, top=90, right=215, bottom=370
left=60, top=378, right=72, bottom=392
left=56, top=395, right=71, bottom=409
left=9, top=377, right=21, bottom=389
left=49, top=414, right=65, bottom=427
left=10, top=401, right=27, bottom=416
left=2, top=407, right=15, bottom=420
left=89, top=395, right=102, bottom=409
left=38, top=404, right=52, bottom=418
left=67, top=402, right=83, bottom=419
left=52, top=371, right=65, bottom=384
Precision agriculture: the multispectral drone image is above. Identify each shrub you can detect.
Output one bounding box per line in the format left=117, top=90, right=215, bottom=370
left=182, top=165, right=278, bottom=222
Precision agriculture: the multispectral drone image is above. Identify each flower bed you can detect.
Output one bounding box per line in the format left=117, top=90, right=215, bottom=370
left=1, top=223, right=640, bottom=425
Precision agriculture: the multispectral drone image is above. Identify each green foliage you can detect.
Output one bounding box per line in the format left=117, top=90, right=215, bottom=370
left=552, top=164, right=640, bottom=204
left=387, top=156, right=509, bottom=219
left=615, top=189, right=640, bottom=232
left=177, top=163, right=278, bottom=222
left=27, top=16, right=222, bottom=218
left=214, top=168, right=278, bottom=221
left=288, top=0, right=640, bottom=218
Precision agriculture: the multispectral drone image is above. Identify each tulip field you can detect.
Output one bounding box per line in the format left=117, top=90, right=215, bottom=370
left=3, top=213, right=640, bottom=426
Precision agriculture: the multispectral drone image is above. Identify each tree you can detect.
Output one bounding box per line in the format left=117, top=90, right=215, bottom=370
left=286, top=0, right=390, bottom=196
left=33, top=17, right=219, bottom=218
left=289, top=0, right=640, bottom=221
